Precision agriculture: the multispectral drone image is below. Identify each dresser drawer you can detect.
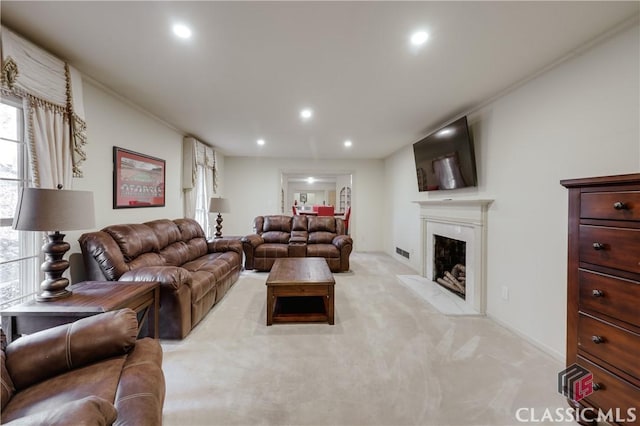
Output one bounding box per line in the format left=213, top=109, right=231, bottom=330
left=577, top=356, right=640, bottom=424
left=579, top=270, right=640, bottom=327
left=578, top=314, right=640, bottom=379
left=579, top=225, right=640, bottom=274
left=581, top=191, right=640, bottom=221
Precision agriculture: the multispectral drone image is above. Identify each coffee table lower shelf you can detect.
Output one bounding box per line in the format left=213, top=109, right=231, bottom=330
left=271, top=296, right=331, bottom=324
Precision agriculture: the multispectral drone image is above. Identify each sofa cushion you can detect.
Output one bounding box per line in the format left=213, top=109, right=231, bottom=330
left=3, top=396, right=117, bottom=426
left=308, top=216, right=336, bottom=233
left=159, top=241, right=191, bottom=266
left=103, top=224, right=160, bottom=261
left=1, top=357, right=126, bottom=423
left=1, top=351, right=15, bottom=410
left=292, top=215, right=308, bottom=230
left=182, top=253, right=237, bottom=303
left=290, top=230, right=308, bottom=243
left=307, top=244, right=340, bottom=258
left=127, top=252, right=165, bottom=270
left=263, top=216, right=291, bottom=232
left=185, top=237, right=208, bottom=260
left=308, top=231, right=336, bottom=244
left=255, top=243, right=289, bottom=258
left=6, top=309, right=138, bottom=390
left=175, top=218, right=205, bottom=241
left=262, top=231, right=290, bottom=244
left=145, top=219, right=182, bottom=249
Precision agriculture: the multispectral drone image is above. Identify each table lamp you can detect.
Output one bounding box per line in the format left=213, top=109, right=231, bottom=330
left=12, top=186, right=95, bottom=302
left=209, top=197, right=230, bottom=238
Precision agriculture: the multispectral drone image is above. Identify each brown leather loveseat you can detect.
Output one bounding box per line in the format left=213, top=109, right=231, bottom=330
left=242, top=215, right=353, bottom=272
left=1, top=309, right=165, bottom=425
left=79, top=218, right=242, bottom=339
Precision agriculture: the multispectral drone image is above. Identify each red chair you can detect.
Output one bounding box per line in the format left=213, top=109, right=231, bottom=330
left=312, top=205, right=320, bottom=213
left=292, top=206, right=298, bottom=215
left=343, top=206, right=351, bottom=234
left=317, top=206, right=334, bottom=217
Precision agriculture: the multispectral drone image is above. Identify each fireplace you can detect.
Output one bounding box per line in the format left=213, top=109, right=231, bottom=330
left=415, top=199, right=492, bottom=315
left=433, top=235, right=466, bottom=299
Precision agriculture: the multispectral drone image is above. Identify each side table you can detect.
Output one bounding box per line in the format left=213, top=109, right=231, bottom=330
left=1, top=281, right=159, bottom=343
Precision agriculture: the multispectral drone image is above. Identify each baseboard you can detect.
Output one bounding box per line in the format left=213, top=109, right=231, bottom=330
left=486, top=312, right=565, bottom=363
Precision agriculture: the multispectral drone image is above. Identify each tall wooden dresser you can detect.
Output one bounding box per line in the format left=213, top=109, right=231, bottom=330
left=561, top=173, right=640, bottom=424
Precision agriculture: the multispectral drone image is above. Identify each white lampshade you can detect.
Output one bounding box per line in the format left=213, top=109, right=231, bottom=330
left=13, top=188, right=95, bottom=232
left=209, top=197, right=230, bottom=214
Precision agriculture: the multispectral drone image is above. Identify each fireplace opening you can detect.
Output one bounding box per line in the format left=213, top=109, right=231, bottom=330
left=433, top=234, right=466, bottom=299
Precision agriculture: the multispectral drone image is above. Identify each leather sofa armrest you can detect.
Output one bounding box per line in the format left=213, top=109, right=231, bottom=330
left=5, top=309, right=138, bottom=391
left=207, top=238, right=243, bottom=256
left=241, top=234, right=264, bottom=248
left=119, top=266, right=192, bottom=291
left=241, top=234, right=264, bottom=270
left=332, top=234, right=353, bottom=249
left=3, top=396, right=117, bottom=426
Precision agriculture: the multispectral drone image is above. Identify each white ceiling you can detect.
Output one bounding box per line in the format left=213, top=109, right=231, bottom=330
left=1, top=1, right=638, bottom=160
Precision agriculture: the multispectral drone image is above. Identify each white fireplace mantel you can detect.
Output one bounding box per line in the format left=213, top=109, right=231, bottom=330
left=413, top=199, right=493, bottom=315
left=413, top=199, right=494, bottom=226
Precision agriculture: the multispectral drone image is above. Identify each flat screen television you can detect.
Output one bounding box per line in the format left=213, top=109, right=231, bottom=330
left=413, top=116, right=477, bottom=192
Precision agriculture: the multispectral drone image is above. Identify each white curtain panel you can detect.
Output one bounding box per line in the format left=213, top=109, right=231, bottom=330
left=28, top=101, right=73, bottom=189
left=183, top=137, right=217, bottom=231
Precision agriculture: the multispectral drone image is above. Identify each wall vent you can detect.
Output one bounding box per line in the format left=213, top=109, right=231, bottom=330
left=396, top=247, right=410, bottom=259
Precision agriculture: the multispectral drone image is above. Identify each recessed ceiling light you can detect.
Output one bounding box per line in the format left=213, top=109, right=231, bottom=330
left=307, top=177, right=315, bottom=184
left=410, top=31, right=429, bottom=46
left=173, top=24, right=192, bottom=39
left=300, top=109, right=313, bottom=120
left=257, top=139, right=265, bottom=146
left=344, top=140, right=352, bottom=148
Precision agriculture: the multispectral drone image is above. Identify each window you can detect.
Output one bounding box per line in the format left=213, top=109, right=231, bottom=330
left=0, top=98, right=40, bottom=308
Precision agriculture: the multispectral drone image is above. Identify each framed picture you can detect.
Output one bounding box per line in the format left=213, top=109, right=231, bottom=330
left=113, top=147, right=165, bottom=208
left=300, top=193, right=307, bottom=203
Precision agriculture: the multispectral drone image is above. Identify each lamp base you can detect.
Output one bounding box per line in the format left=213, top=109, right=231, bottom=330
left=36, top=288, right=72, bottom=302
left=214, top=213, right=224, bottom=239
left=36, top=231, right=73, bottom=303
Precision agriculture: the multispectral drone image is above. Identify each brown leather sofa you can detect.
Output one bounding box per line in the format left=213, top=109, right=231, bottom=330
left=242, top=215, right=353, bottom=272
left=79, top=218, right=242, bottom=339
left=1, top=309, right=165, bottom=425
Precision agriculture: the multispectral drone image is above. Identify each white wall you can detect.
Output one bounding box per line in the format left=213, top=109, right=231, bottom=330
left=384, top=23, right=640, bottom=359
left=68, top=81, right=184, bottom=262
left=223, top=157, right=384, bottom=251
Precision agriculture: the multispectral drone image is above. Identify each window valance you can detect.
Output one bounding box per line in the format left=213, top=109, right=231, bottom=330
left=1, top=27, right=88, bottom=185
left=183, top=136, right=217, bottom=190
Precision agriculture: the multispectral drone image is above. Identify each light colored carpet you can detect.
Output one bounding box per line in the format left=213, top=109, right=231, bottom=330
left=161, top=252, right=570, bottom=426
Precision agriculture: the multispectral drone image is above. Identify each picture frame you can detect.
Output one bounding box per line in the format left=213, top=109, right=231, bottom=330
left=113, top=147, right=166, bottom=208
left=300, top=193, right=307, bottom=203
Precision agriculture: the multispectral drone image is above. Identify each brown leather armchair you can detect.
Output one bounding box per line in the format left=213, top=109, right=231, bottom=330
left=242, top=215, right=352, bottom=272
left=1, top=309, right=165, bottom=425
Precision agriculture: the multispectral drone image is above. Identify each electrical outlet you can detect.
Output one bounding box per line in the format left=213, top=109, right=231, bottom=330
left=501, top=286, right=509, bottom=301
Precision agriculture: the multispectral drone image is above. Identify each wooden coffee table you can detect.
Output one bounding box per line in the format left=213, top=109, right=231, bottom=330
left=1, top=281, right=159, bottom=343
left=266, top=258, right=335, bottom=325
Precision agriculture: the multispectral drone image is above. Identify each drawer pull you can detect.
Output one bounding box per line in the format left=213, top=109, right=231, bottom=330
left=592, top=242, right=605, bottom=250
left=591, top=289, right=604, bottom=297
left=613, top=201, right=627, bottom=210
left=591, top=335, right=605, bottom=344
left=592, top=383, right=602, bottom=391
